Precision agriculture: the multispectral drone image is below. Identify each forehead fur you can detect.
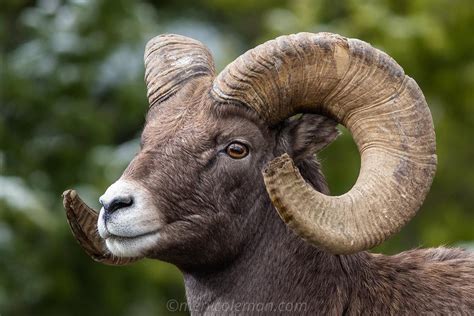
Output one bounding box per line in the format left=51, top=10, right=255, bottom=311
left=140, top=78, right=273, bottom=152
left=141, top=78, right=216, bottom=148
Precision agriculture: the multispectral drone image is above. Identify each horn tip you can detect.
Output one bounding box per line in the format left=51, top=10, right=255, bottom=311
left=62, top=189, right=76, bottom=198
left=62, top=189, right=77, bottom=209
left=263, top=153, right=295, bottom=178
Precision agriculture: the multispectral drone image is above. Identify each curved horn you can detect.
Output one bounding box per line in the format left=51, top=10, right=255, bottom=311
left=212, top=32, right=437, bottom=254
left=145, top=34, right=215, bottom=107
left=63, top=190, right=139, bottom=265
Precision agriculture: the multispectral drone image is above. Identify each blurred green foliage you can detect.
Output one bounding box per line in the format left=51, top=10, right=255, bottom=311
left=1, top=0, right=473, bottom=314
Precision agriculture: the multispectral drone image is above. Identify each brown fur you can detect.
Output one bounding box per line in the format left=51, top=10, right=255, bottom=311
left=120, top=78, right=474, bottom=315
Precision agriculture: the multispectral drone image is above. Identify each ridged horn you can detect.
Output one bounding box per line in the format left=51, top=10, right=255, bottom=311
left=212, top=32, right=437, bottom=254
left=144, top=34, right=215, bottom=107
left=62, top=190, right=139, bottom=265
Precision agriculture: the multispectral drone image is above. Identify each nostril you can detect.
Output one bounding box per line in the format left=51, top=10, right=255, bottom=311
left=103, top=196, right=133, bottom=213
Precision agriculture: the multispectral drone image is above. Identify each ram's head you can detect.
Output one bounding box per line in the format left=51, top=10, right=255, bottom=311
left=63, top=33, right=436, bottom=268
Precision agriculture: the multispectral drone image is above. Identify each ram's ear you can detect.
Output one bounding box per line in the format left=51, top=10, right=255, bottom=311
left=278, top=114, right=340, bottom=161
left=144, top=34, right=216, bottom=107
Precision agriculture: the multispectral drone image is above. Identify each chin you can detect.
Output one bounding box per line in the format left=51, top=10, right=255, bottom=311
left=105, top=231, right=161, bottom=258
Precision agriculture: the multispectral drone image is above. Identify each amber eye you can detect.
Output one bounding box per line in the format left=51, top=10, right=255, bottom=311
left=225, top=142, right=249, bottom=159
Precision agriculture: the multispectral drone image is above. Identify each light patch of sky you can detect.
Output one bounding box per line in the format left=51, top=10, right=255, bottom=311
left=69, top=0, right=91, bottom=5
left=265, top=9, right=298, bottom=34
left=37, top=0, right=60, bottom=14
left=0, top=176, right=43, bottom=211
left=78, top=139, right=140, bottom=207
left=0, top=176, right=52, bottom=228
left=95, top=45, right=143, bottom=92
left=10, top=40, right=56, bottom=78
left=92, top=138, right=140, bottom=183
left=163, top=20, right=241, bottom=70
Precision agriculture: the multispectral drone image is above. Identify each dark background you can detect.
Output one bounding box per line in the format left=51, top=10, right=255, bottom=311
left=1, top=0, right=473, bottom=314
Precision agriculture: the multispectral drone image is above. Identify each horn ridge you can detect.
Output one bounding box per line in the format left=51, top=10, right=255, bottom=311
left=144, top=34, right=216, bottom=108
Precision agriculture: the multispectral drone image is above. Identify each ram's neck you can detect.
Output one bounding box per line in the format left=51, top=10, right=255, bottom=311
left=181, top=163, right=371, bottom=315
left=181, top=200, right=371, bottom=315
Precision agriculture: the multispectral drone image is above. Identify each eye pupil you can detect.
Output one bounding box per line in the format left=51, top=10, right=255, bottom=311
left=226, top=142, right=249, bottom=159
left=230, top=144, right=244, bottom=154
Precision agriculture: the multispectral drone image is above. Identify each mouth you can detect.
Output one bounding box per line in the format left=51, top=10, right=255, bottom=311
left=105, top=229, right=160, bottom=242
left=104, top=229, right=161, bottom=258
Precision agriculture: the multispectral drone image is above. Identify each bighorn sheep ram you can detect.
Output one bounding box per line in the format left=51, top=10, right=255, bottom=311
left=63, top=32, right=474, bottom=314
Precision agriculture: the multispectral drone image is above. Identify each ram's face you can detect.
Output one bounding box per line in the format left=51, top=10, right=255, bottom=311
left=63, top=33, right=436, bottom=267
left=97, top=80, right=275, bottom=267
